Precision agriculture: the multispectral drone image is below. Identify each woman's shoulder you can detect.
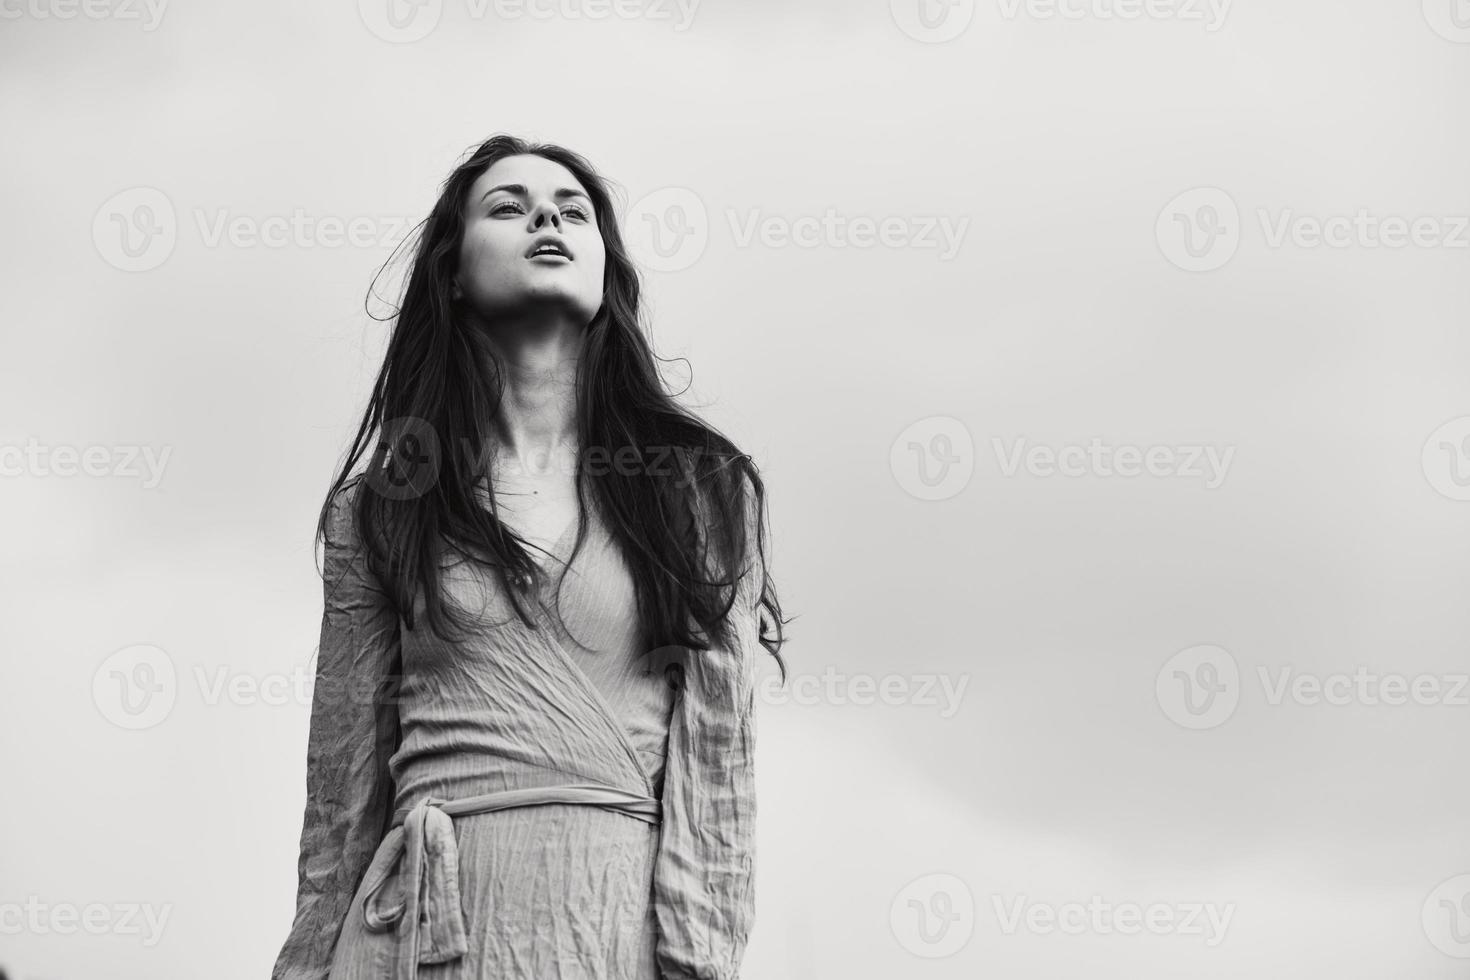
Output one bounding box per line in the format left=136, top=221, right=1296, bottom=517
left=321, top=474, right=376, bottom=555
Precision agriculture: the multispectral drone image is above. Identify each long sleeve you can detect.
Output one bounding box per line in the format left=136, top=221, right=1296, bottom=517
left=272, top=483, right=403, bottom=980
left=652, top=482, right=765, bottom=980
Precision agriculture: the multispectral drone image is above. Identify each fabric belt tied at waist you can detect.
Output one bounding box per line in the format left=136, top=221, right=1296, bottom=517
left=359, top=782, right=661, bottom=980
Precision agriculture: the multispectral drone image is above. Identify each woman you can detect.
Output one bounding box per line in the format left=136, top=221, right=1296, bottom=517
left=270, top=134, right=787, bottom=980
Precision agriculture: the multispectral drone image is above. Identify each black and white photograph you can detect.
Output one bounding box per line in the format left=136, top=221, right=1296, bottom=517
left=2, top=2, right=1469, bottom=978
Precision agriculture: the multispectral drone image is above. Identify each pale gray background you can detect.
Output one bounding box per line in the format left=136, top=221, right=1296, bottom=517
left=3, top=0, right=1469, bottom=977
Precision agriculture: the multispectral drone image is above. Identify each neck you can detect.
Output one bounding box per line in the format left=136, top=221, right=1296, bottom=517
left=470, top=307, right=583, bottom=476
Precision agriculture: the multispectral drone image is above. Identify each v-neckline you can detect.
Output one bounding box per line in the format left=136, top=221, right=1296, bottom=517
left=497, top=499, right=655, bottom=795
left=537, top=629, right=657, bottom=796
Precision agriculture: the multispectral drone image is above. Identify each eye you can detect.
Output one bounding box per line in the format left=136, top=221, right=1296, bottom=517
left=562, top=204, right=591, bottom=221
left=490, top=201, right=524, bottom=216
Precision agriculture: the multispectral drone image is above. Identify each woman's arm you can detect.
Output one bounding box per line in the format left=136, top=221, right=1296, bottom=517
left=272, top=481, right=403, bottom=980
left=652, top=481, right=765, bottom=980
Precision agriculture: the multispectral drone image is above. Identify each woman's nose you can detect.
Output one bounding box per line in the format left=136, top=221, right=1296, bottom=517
left=530, top=201, right=561, bottom=229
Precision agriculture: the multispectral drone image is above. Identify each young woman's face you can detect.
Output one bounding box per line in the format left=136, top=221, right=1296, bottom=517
left=455, top=153, right=607, bottom=326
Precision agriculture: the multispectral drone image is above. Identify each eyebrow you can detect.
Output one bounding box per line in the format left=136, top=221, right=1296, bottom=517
left=480, top=183, right=592, bottom=206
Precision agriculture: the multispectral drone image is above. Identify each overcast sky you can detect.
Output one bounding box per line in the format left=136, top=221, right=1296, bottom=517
left=3, top=1, right=1470, bottom=977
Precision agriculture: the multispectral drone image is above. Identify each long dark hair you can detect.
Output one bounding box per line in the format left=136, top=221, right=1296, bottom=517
left=318, top=134, right=787, bottom=680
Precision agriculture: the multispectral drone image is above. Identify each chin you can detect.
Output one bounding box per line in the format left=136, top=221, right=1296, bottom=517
left=508, top=289, right=602, bottom=324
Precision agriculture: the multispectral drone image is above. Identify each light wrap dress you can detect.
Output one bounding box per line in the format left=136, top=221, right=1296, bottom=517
left=270, top=477, right=762, bottom=980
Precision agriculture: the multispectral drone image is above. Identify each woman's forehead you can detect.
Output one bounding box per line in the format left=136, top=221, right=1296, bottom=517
left=473, top=154, right=587, bottom=196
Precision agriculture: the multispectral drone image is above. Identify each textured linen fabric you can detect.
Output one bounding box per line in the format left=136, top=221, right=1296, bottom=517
left=271, top=477, right=761, bottom=980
